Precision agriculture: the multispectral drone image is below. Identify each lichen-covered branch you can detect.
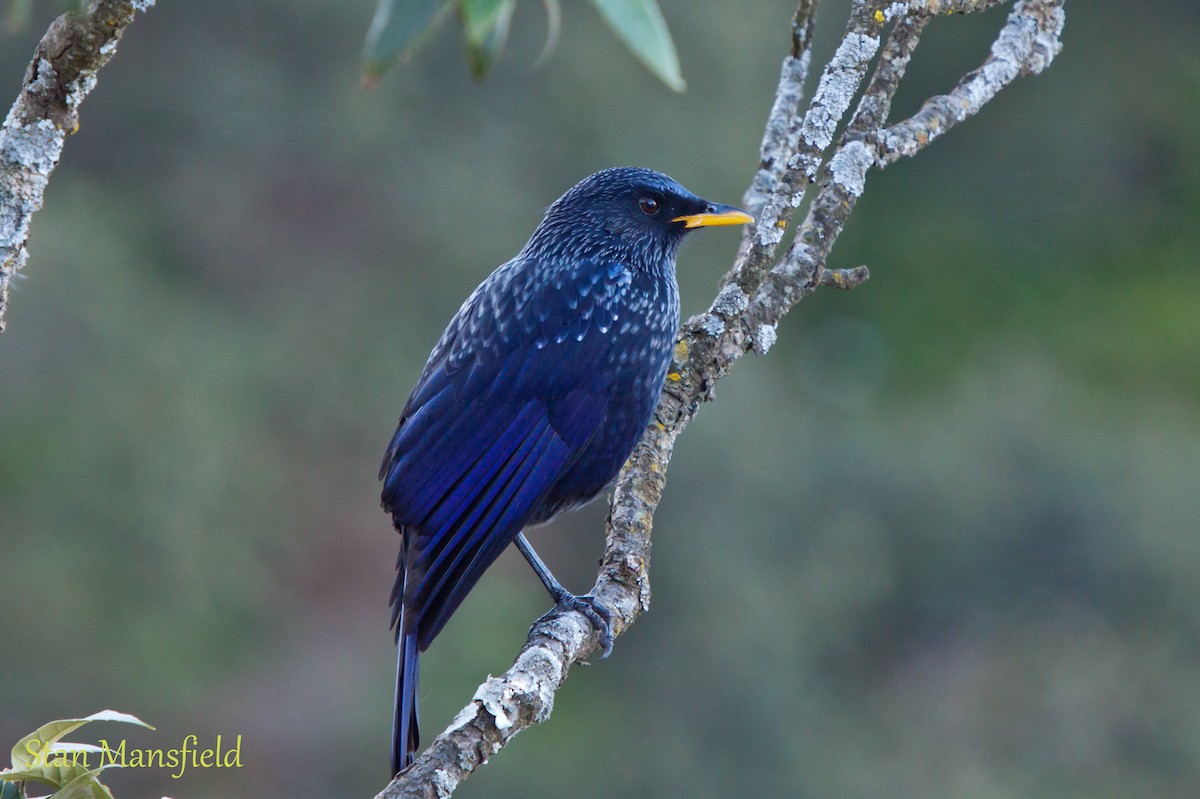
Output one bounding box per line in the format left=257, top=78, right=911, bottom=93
left=739, top=0, right=818, bottom=225
left=377, top=2, right=1064, bottom=796
left=0, top=0, right=154, bottom=331
left=730, top=0, right=881, bottom=304
left=875, top=0, right=1065, bottom=164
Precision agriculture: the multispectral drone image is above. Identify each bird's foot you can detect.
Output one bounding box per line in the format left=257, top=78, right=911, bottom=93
left=536, top=590, right=615, bottom=659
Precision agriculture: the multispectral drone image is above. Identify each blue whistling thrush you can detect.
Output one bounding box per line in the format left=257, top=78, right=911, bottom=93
left=380, top=167, right=752, bottom=774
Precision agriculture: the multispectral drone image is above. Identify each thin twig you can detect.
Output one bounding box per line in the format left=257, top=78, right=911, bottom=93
left=875, top=0, right=1065, bottom=164
left=740, top=0, right=820, bottom=223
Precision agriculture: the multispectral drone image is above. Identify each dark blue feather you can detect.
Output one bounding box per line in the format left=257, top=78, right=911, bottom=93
left=381, top=167, right=745, bottom=774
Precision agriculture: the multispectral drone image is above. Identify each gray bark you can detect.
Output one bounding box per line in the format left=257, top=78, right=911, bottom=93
left=0, top=0, right=154, bottom=331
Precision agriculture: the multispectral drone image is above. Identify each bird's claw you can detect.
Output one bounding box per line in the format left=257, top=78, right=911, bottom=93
left=536, top=590, right=615, bottom=659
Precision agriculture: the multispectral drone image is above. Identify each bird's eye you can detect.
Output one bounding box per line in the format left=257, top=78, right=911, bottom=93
left=639, top=196, right=660, bottom=216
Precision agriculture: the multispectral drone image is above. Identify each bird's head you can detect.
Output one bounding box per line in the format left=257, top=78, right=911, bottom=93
left=524, top=167, right=753, bottom=266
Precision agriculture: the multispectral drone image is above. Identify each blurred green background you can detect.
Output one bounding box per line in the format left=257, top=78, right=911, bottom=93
left=2, top=1, right=1199, bottom=797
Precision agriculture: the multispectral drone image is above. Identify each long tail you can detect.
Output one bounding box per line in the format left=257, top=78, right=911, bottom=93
left=393, top=628, right=420, bottom=775
left=391, top=525, right=420, bottom=776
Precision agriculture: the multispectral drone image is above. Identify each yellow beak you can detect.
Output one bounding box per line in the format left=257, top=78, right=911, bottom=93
left=673, top=203, right=754, bottom=229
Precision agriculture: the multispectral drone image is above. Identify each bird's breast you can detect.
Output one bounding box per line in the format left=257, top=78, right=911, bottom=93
left=526, top=263, right=678, bottom=521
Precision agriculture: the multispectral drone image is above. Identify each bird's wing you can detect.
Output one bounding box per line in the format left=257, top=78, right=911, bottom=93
left=386, top=367, right=611, bottom=648
left=380, top=258, right=621, bottom=649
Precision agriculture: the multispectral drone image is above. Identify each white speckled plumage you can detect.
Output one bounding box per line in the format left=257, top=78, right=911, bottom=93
left=379, top=167, right=746, bottom=774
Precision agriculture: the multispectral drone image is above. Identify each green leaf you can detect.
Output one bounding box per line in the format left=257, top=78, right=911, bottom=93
left=587, top=0, right=684, bottom=92
left=49, top=767, right=115, bottom=799
left=11, top=711, right=152, bottom=773
left=4, top=711, right=153, bottom=789
left=531, top=0, right=562, bottom=69
left=0, top=780, right=19, bottom=799
left=458, top=0, right=517, bottom=79
left=2, top=750, right=134, bottom=794
left=1, top=765, right=82, bottom=788
left=363, top=0, right=456, bottom=83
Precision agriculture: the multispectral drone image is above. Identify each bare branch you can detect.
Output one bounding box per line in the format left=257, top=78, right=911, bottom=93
left=875, top=0, right=1065, bottom=165
left=0, top=0, right=154, bottom=331
left=925, top=0, right=1008, bottom=13
left=820, top=265, right=871, bottom=290
left=379, top=2, right=1065, bottom=795
left=849, top=10, right=932, bottom=136
left=755, top=5, right=932, bottom=320
left=734, top=0, right=883, bottom=296
left=740, top=0, right=819, bottom=224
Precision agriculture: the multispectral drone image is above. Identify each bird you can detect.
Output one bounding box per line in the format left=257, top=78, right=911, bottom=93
left=379, top=166, right=752, bottom=774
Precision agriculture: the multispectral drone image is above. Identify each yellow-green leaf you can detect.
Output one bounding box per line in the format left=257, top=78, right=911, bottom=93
left=458, top=0, right=517, bottom=79
left=48, top=767, right=115, bottom=799
left=364, top=0, right=456, bottom=82
left=11, top=712, right=153, bottom=772
left=587, top=0, right=684, bottom=91
left=1, top=763, right=81, bottom=789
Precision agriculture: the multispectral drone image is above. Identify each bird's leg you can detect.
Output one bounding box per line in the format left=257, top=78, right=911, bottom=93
left=514, top=532, right=614, bottom=658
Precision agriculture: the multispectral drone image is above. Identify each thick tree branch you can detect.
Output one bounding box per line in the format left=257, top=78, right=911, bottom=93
left=0, top=0, right=153, bottom=331
left=378, top=1, right=1064, bottom=796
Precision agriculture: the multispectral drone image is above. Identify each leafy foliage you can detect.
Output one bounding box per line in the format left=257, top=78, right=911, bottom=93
left=362, top=0, right=455, bottom=84
left=458, top=0, right=517, bottom=79
left=584, top=0, right=683, bottom=91
left=0, top=712, right=153, bottom=799
left=362, top=0, right=684, bottom=90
